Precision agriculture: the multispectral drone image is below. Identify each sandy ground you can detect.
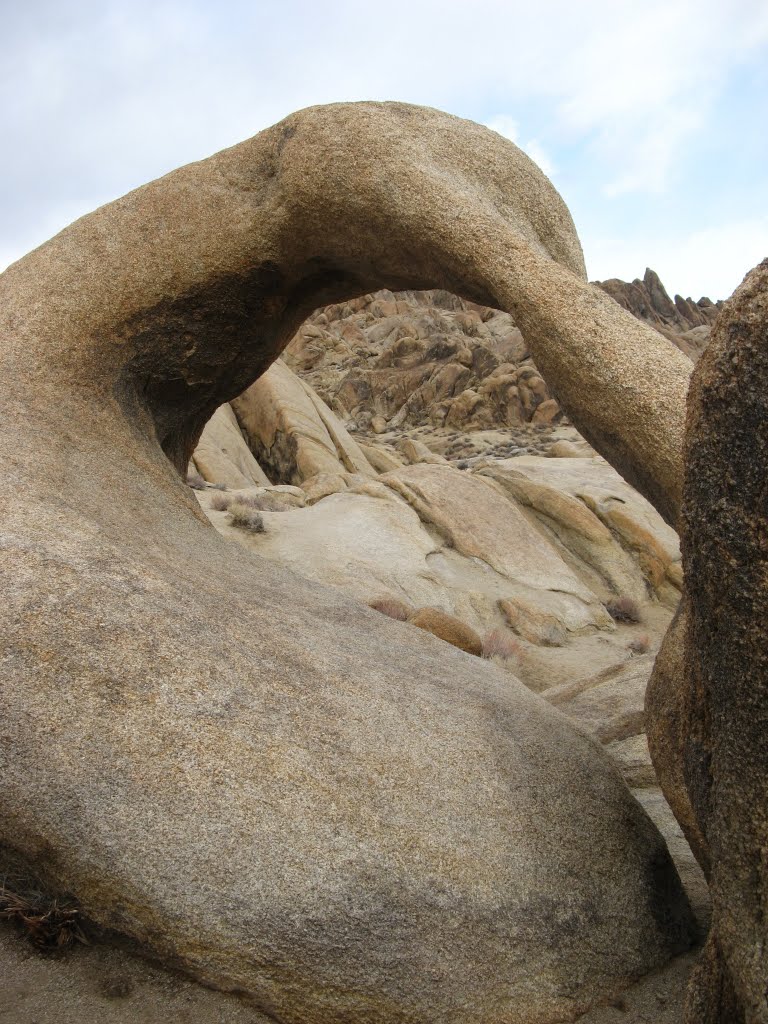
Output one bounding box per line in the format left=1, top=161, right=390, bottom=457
left=0, top=926, right=273, bottom=1023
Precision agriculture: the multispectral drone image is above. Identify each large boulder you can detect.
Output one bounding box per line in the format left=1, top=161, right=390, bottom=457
left=231, top=358, right=377, bottom=484
left=679, top=259, right=768, bottom=1023
left=0, top=102, right=696, bottom=1022
left=191, top=402, right=272, bottom=488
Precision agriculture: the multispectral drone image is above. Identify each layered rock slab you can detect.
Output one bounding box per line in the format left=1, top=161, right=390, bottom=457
left=0, top=101, right=696, bottom=1022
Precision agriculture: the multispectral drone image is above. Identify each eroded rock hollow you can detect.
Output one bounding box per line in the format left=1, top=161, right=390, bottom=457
left=1, top=102, right=699, bottom=1022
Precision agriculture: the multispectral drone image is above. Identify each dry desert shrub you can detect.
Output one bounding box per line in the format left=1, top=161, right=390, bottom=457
left=369, top=596, right=414, bottom=622
left=0, top=879, right=88, bottom=950
left=187, top=472, right=206, bottom=490
left=228, top=503, right=266, bottom=533
left=627, top=633, right=651, bottom=655
left=606, top=596, right=642, bottom=624
left=239, top=493, right=290, bottom=512
left=482, top=629, right=523, bottom=665
left=225, top=493, right=287, bottom=512
left=209, top=492, right=232, bottom=511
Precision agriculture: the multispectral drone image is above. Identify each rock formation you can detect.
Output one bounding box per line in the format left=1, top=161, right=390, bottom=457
left=597, top=268, right=721, bottom=360
left=1, top=101, right=698, bottom=1021
left=677, top=260, right=768, bottom=1023
left=284, top=288, right=560, bottom=432
left=279, top=270, right=712, bottom=439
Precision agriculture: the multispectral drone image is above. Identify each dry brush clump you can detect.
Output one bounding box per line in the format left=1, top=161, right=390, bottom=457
left=0, top=877, right=88, bottom=950
left=228, top=502, right=266, bottom=533
left=482, top=629, right=523, bottom=667
left=187, top=472, right=207, bottom=490
left=210, top=492, right=233, bottom=511
left=627, top=633, right=650, bottom=655
left=606, top=596, right=642, bottom=624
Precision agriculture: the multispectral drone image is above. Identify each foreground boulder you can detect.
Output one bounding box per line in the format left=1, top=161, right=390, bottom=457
left=0, top=102, right=696, bottom=1022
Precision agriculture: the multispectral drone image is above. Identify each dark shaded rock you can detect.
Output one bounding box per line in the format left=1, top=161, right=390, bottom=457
left=681, top=259, right=768, bottom=1022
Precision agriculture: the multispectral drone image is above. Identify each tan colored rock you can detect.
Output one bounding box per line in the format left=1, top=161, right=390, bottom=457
left=232, top=359, right=376, bottom=485
left=484, top=456, right=682, bottom=603
left=368, top=595, right=414, bottom=621
left=499, top=596, right=567, bottom=646
left=382, top=463, right=613, bottom=634
left=548, top=439, right=585, bottom=458
left=0, top=101, right=695, bottom=1023
left=192, top=403, right=272, bottom=488
left=356, top=441, right=405, bottom=473
left=606, top=733, right=657, bottom=789
left=545, top=657, right=650, bottom=743
left=300, top=471, right=349, bottom=504
left=408, top=607, right=483, bottom=656
left=531, top=397, right=561, bottom=424
left=480, top=463, right=648, bottom=606
left=397, top=436, right=448, bottom=465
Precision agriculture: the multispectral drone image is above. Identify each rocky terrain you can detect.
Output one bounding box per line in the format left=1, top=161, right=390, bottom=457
left=280, top=270, right=718, bottom=445
left=2, top=101, right=765, bottom=1024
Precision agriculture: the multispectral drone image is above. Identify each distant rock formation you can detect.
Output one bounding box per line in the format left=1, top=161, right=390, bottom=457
left=282, top=268, right=716, bottom=437
left=284, top=289, right=559, bottom=432
left=596, top=267, right=721, bottom=360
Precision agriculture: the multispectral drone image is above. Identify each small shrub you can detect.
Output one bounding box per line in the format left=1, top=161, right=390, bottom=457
left=606, top=596, right=642, bottom=624
left=209, top=492, right=232, bottom=511
left=238, top=493, right=288, bottom=512
left=369, top=597, right=413, bottom=622
left=627, top=633, right=650, bottom=655
left=187, top=472, right=206, bottom=490
left=228, top=503, right=266, bottom=533
left=482, top=629, right=523, bottom=664
left=226, top=493, right=286, bottom=512
left=0, top=880, right=87, bottom=949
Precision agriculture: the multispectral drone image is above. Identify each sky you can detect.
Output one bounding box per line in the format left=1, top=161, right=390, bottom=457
left=2, top=0, right=767, bottom=301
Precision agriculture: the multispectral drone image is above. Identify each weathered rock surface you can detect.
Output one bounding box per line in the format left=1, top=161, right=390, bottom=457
left=480, top=456, right=682, bottom=608
left=284, top=289, right=560, bottom=433
left=678, top=259, right=768, bottom=1023
left=1, top=101, right=696, bottom=1022
left=196, top=453, right=681, bottom=658
left=283, top=266, right=712, bottom=439
left=382, top=462, right=613, bottom=631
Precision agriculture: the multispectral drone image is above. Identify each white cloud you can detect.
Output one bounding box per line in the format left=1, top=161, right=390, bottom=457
left=547, top=0, right=768, bottom=195
left=483, top=116, right=556, bottom=178
left=585, top=217, right=768, bottom=301
left=0, top=0, right=766, bottom=286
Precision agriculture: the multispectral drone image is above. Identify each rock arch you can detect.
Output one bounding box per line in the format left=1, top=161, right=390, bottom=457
left=0, top=102, right=696, bottom=1023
